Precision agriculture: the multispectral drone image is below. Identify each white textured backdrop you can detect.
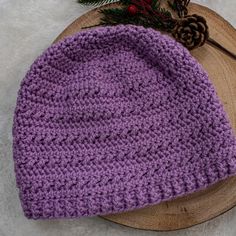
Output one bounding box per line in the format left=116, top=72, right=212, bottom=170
left=0, top=1, right=236, bottom=236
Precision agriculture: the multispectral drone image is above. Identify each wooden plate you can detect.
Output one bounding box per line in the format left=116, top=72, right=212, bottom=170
left=54, top=3, right=236, bottom=231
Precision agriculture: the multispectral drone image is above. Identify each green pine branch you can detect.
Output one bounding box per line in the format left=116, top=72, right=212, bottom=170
left=77, top=0, right=132, bottom=6
left=77, top=0, right=118, bottom=6
left=78, top=0, right=176, bottom=32
left=100, top=7, right=176, bottom=31
left=100, top=8, right=150, bottom=26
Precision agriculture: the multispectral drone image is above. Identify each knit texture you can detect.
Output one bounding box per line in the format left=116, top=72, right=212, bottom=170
left=13, top=25, right=236, bottom=219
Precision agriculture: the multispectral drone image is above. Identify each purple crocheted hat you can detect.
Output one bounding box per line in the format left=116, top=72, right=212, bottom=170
left=13, top=25, right=236, bottom=219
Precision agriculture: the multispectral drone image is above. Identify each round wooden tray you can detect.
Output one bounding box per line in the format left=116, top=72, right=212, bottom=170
left=54, top=3, right=236, bottom=231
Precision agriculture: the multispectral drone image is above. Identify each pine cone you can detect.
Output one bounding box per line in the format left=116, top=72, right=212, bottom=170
left=172, top=14, right=209, bottom=50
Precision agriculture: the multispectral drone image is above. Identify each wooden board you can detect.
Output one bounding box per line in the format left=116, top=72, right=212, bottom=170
left=53, top=3, right=236, bottom=231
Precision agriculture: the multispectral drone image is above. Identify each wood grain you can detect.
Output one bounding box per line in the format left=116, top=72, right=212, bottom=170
left=53, top=3, right=236, bottom=231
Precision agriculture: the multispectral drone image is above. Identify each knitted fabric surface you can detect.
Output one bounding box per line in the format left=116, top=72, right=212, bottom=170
left=13, top=25, right=236, bottom=219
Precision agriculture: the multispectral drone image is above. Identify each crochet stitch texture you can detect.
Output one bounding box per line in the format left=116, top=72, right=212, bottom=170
left=13, top=25, right=236, bottom=219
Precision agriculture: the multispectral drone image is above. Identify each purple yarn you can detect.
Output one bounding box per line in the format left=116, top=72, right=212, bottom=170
left=13, top=25, right=236, bottom=219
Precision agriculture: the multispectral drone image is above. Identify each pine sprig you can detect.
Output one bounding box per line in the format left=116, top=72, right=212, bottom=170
left=167, top=0, right=190, bottom=17
left=77, top=0, right=134, bottom=6
left=78, top=0, right=176, bottom=31
left=77, top=0, right=117, bottom=6
left=100, top=8, right=150, bottom=25
left=100, top=4, right=176, bottom=31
